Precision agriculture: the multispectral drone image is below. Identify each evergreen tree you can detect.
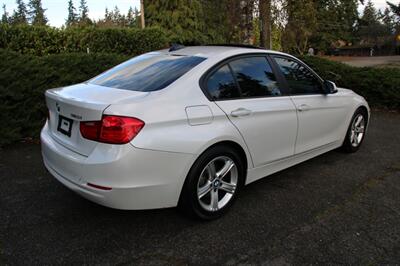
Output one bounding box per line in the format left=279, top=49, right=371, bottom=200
left=96, top=6, right=134, bottom=28
left=386, top=1, right=400, bottom=51
left=11, top=0, right=28, bottom=25
left=111, top=6, right=123, bottom=26
left=360, top=0, right=379, bottom=25
left=78, top=0, right=91, bottom=25
left=96, top=7, right=112, bottom=27
left=66, top=0, right=78, bottom=26
left=134, top=6, right=140, bottom=27
left=145, top=0, right=206, bottom=43
left=1, top=4, right=9, bottom=24
left=381, top=7, right=395, bottom=34
left=104, top=7, right=110, bottom=21
left=224, top=0, right=255, bottom=44
left=310, top=0, right=359, bottom=52
left=239, top=0, right=255, bottom=44
left=126, top=7, right=136, bottom=27
left=357, top=0, right=386, bottom=45
left=28, top=0, right=47, bottom=25
left=282, top=0, right=317, bottom=54
left=338, top=0, right=360, bottom=40
left=269, top=0, right=286, bottom=50
left=199, top=0, right=229, bottom=43
left=387, top=1, right=400, bottom=19
left=259, top=0, right=272, bottom=48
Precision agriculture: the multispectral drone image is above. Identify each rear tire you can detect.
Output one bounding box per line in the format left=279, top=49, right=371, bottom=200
left=178, top=145, right=245, bottom=220
left=341, top=108, right=368, bottom=153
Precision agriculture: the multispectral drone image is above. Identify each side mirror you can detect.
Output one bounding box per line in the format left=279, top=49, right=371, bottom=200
left=323, top=80, right=338, bottom=94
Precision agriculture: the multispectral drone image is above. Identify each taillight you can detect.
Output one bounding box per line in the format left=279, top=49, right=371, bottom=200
left=80, top=121, right=101, bottom=140
left=80, top=115, right=144, bottom=144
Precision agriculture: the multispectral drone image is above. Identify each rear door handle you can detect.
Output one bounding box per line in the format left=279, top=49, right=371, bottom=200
left=231, top=108, right=252, bottom=117
left=297, top=104, right=310, bottom=112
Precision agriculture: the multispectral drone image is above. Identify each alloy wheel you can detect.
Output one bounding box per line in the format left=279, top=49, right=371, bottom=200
left=197, top=156, right=238, bottom=212
left=350, top=114, right=365, bottom=147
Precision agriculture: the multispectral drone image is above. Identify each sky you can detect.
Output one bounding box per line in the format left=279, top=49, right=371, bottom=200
left=1, top=0, right=139, bottom=27
left=368, top=0, right=395, bottom=11
left=0, top=0, right=395, bottom=27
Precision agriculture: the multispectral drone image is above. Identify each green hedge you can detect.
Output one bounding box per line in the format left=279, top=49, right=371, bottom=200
left=0, top=25, right=169, bottom=56
left=301, top=56, right=400, bottom=110
left=0, top=49, right=129, bottom=145
left=0, top=50, right=399, bottom=146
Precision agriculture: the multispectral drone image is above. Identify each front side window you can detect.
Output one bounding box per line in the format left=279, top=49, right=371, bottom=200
left=206, top=65, right=240, bottom=100
left=229, top=56, right=281, bottom=97
left=90, top=53, right=205, bottom=92
left=273, top=57, right=323, bottom=95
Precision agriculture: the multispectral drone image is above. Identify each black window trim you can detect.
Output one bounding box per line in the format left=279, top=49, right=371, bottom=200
left=227, top=63, right=243, bottom=96
left=199, top=53, right=291, bottom=102
left=269, top=55, right=326, bottom=96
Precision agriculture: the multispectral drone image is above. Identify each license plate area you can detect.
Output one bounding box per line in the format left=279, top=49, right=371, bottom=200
left=57, top=115, right=73, bottom=137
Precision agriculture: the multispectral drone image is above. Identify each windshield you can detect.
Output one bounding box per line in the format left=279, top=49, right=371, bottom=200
left=89, top=53, right=206, bottom=92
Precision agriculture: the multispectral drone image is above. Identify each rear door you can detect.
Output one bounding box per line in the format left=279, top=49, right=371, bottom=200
left=203, top=55, right=298, bottom=167
left=271, top=56, right=349, bottom=154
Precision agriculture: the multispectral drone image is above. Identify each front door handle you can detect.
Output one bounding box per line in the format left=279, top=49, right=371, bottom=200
left=231, top=108, right=252, bottom=117
left=297, top=104, right=310, bottom=112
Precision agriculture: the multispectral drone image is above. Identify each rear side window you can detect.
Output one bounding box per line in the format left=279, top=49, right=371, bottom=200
left=273, top=57, right=323, bottom=95
left=89, top=53, right=205, bottom=92
left=229, top=57, right=281, bottom=97
left=206, top=65, right=240, bottom=100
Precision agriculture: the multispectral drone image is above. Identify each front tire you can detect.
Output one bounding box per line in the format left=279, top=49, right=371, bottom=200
left=341, top=108, right=368, bottom=153
left=179, top=145, right=245, bottom=220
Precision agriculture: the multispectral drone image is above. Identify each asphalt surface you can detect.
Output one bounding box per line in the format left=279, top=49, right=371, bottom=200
left=1, top=111, right=400, bottom=265
left=332, top=55, right=400, bottom=68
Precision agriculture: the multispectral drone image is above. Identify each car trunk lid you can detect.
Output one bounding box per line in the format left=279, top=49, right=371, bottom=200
left=45, top=83, right=148, bottom=156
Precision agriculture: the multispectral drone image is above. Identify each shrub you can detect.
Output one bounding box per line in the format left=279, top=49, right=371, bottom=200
left=0, top=25, right=170, bottom=56
left=0, top=49, right=129, bottom=146
left=301, top=56, right=400, bottom=110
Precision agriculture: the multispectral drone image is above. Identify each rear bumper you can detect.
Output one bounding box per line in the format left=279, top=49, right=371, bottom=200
left=41, top=122, right=195, bottom=210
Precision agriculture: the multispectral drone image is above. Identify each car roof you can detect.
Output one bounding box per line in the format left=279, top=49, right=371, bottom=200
left=157, top=45, right=289, bottom=58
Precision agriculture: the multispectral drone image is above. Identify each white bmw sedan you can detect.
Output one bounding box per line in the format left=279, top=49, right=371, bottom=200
left=41, top=45, right=369, bottom=219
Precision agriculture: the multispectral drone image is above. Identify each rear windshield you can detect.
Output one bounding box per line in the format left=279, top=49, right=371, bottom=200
left=89, top=53, right=206, bottom=91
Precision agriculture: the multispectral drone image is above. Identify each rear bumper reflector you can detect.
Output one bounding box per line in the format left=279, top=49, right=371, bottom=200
left=87, top=183, right=112, bottom=191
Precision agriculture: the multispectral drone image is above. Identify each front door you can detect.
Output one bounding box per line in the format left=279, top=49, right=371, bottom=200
left=272, top=56, right=349, bottom=154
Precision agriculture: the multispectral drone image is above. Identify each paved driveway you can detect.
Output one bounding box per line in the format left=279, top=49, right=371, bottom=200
left=330, top=55, right=400, bottom=68
left=1, top=111, right=400, bottom=265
